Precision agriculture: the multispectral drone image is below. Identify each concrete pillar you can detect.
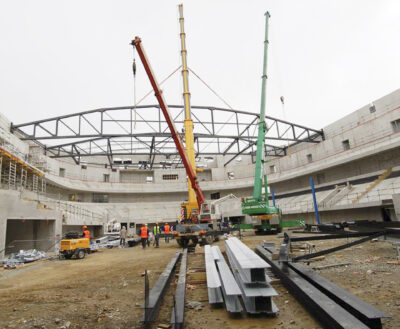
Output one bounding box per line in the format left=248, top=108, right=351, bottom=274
left=0, top=215, right=7, bottom=259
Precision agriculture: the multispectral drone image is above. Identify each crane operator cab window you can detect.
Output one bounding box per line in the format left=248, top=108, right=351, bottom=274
left=201, top=203, right=210, bottom=214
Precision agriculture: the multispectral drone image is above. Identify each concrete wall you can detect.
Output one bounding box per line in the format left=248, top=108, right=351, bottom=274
left=0, top=190, right=62, bottom=258
left=393, top=194, right=400, bottom=220
left=271, top=148, right=400, bottom=193
left=5, top=219, right=56, bottom=254
left=282, top=207, right=383, bottom=224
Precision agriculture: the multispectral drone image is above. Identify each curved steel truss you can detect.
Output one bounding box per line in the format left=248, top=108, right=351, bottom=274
left=11, top=105, right=323, bottom=167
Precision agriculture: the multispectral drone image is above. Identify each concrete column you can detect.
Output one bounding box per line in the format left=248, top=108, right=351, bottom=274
left=0, top=215, right=7, bottom=259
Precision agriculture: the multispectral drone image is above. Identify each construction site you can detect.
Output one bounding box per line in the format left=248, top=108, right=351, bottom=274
left=0, top=2, right=400, bottom=329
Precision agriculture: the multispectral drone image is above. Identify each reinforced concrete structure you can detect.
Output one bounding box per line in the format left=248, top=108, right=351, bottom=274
left=1, top=88, right=400, bottom=257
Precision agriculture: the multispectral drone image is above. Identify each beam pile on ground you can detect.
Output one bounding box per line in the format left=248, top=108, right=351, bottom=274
left=211, top=246, right=243, bottom=313
left=255, top=245, right=389, bottom=329
left=289, top=262, right=390, bottom=329
left=142, top=251, right=181, bottom=326
left=171, top=248, right=188, bottom=329
left=204, top=245, right=223, bottom=305
left=225, top=237, right=278, bottom=315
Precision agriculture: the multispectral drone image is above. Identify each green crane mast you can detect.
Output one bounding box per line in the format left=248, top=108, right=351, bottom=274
left=241, top=12, right=281, bottom=232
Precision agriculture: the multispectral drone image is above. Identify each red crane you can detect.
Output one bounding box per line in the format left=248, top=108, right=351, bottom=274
left=131, top=37, right=206, bottom=212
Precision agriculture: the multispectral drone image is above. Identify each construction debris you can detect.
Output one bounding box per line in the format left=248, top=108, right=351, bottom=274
left=387, top=260, right=400, bottom=265
left=2, top=249, right=46, bottom=269
left=358, top=256, right=381, bottom=264
left=312, top=262, right=351, bottom=270
left=186, top=301, right=203, bottom=310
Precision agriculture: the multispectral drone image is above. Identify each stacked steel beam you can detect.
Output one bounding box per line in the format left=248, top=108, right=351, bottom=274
left=211, top=246, right=243, bottom=313
left=225, top=237, right=278, bottom=314
left=204, top=245, right=223, bottom=304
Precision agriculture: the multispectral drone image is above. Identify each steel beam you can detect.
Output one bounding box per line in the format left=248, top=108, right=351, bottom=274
left=225, top=245, right=278, bottom=314
left=289, top=231, right=385, bottom=242
left=292, top=231, right=386, bottom=262
left=225, top=238, right=278, bottom=315
left=255, top=246, right=369, bottom=329
left=225, top=237, right=270, bottom=284
left=11, top=104, right=323, bottom=165
left=171, top=248, right=188, bottom=329
left=289, top=262, right=389, bottom=329
left=205, top=245, right=223, bottom=304
left=212, top=246, right=242, bottom=313
left=142, top=251, right=181, bottom=325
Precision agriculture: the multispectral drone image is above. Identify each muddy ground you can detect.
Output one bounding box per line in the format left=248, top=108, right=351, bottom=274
left=0, top=231, right=399, bottom=329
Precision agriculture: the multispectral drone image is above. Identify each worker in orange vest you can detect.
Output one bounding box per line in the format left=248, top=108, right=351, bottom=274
left=82, top=226, right=90, bottom=240
left=164, top=223, right=170, bottom=243
left=140, top=223, right=148, bottom=249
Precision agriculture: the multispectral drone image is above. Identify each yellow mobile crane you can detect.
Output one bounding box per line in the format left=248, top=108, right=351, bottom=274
left=178, top=4, right=202, bottom=222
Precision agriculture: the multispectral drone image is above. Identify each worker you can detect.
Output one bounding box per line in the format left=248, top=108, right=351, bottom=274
left=153, top=222, right=161, bottom=248
left=120, top=225, right=127, bottom=246
left=140, top=223, right=148, bottom=249
left=82, top=225, right=90, bottom=240
left=164, top=222, right=170, bottom=243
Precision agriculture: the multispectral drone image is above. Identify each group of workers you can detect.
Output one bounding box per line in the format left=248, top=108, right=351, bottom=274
left=81, top=223, right=172, bottom=250
left=139, top=222, right=170, bottom=249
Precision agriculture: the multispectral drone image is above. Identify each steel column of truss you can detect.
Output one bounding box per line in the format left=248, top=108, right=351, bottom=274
left=11, top=105, right=323, bottom=165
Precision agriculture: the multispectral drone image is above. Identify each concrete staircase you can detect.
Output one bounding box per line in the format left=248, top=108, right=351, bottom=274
left=352, top=168, right=392, bottom=204
left=318, top=185, right=344, bottom=208
left=324, top=183, right=353, bottom=207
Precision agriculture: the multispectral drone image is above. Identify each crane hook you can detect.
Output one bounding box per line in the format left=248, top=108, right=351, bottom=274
left=132, top=58, right=137, bottom=77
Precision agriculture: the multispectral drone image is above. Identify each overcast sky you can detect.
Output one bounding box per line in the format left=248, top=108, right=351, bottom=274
left=0, top=0, right=399, bottom=131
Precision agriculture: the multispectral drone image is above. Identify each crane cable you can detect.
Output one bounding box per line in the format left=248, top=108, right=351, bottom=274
left=132, top=48, right=137, bottom=129
left=280, top=96, right=291, bottom=155
left=188, top=67, right=238, bottom=153
left=270, top=26, right=290, bottom=156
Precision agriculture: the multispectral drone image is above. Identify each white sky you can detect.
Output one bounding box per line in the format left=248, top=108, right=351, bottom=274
left=0, top=0, right=399, bottom=131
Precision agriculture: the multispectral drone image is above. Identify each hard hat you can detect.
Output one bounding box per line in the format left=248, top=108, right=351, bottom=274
left=82, top=225, right=87, bottom=229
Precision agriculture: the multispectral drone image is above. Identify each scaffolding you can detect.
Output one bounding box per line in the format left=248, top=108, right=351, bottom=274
left=0, top=146, right=44, bottom=193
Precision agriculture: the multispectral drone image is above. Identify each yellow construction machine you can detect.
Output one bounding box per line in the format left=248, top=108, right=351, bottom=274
left=59, top=232, right=90, bottom=259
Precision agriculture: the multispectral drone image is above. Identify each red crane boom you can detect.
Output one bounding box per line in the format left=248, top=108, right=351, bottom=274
left=131, top=36, right=206, bottom=210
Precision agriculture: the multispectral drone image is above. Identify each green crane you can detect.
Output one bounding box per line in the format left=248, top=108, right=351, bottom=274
left=241, top=12, right=282, bottom=233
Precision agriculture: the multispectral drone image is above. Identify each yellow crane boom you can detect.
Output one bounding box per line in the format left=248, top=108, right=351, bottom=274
left=178, top=4, right=200, bottom=221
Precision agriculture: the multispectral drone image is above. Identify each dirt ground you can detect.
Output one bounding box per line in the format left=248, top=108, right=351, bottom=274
left=0, top=232, right=399, bottom=329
